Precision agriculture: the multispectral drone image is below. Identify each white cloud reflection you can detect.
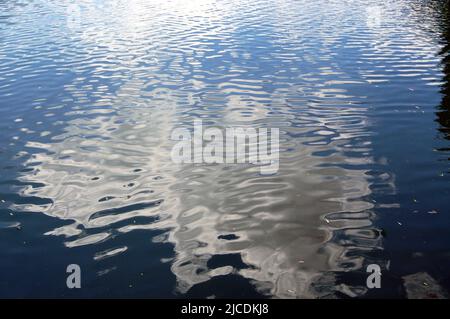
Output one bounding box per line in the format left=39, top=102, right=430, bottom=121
left=10, top=0, right=404, bottom=298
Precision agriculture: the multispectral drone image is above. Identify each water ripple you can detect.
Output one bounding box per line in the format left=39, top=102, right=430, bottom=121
left=1, top=0, right=449, bottom=298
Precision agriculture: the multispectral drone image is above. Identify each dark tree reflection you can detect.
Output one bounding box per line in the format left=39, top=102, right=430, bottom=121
left=436, top=0, right=450, bottom=139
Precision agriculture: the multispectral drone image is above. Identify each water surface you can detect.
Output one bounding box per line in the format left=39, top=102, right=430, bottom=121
left=1, top=0, right=450, bottom=298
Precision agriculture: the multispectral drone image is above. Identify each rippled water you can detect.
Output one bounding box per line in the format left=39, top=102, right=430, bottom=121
left=1, top=0, right=450, bottom=298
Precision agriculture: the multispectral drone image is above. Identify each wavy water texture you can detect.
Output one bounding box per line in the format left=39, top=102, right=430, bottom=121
left=1, top=0, right=449, bottom=298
